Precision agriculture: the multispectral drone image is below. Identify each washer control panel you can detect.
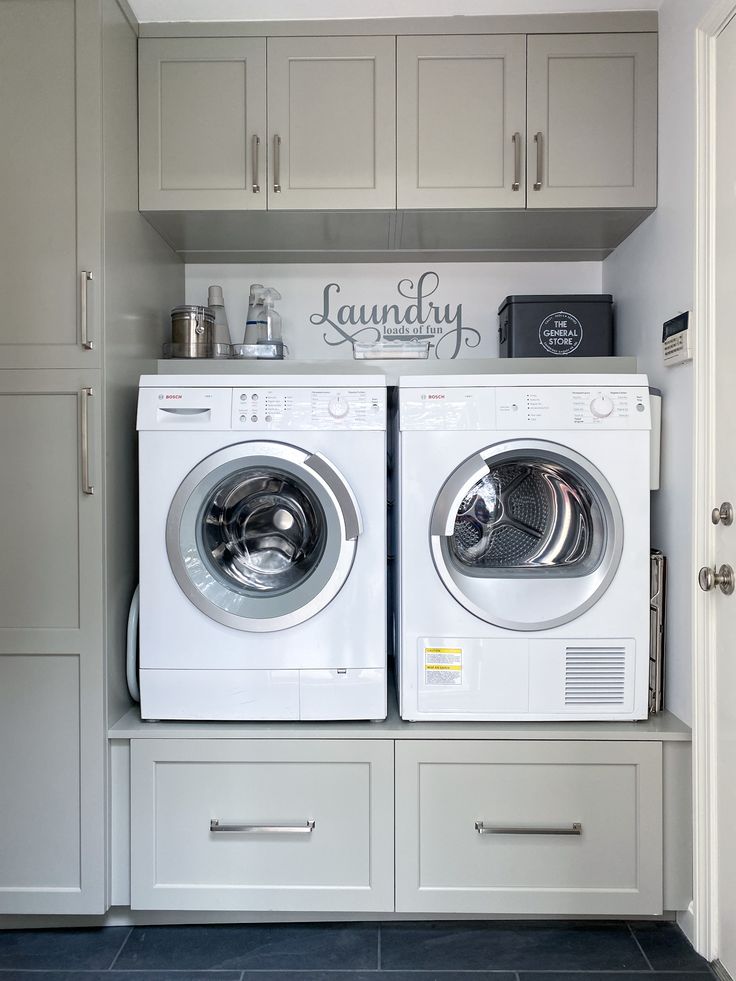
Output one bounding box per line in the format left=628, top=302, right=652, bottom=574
left=231, top=387, right=385, bottom=430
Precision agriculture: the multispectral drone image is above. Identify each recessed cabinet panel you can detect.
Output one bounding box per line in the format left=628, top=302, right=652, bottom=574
left=131, top=739, right=394, bottom=911
left=398, top=35, right=526, bottom=208
left=395, top=740, right=663, bottom=915
left=0, top=0, right=101, bottom=368
left=267, top=37, right=396, bottom=209
left=0, top=656, right=81, bottom=898
left=139, top=37, right=267, bottom=210
left=527, top=33, right=657, bottom=208
left=0, top=393, right=80, bottom=629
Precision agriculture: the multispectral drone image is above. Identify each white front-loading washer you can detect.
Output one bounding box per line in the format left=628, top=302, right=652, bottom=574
left=394, top=374, right=651, bottom=722
left=137, top=374, right=387, bottom=721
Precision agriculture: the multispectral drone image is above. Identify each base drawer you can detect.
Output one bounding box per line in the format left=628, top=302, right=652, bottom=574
left=130, top=739, right=394, bottom=911
left=395, top=740, right=662, bottom=915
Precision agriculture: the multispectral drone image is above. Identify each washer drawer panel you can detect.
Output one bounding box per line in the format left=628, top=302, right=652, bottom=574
left=395, top=740, right=662, bottom=915
left=130, top=739, right=394, bottom=911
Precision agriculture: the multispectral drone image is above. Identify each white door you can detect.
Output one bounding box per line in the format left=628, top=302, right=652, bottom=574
left=526, top=33, right=657, bottom=209
left=266, top=36, right=396, bottom=210
left=705, top=10, right=736, bottom=975
left=396, top=35, right=526, bottom=209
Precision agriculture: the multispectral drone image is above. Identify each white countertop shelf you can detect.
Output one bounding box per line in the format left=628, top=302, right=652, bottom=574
left=109, top=695, right=691, bottom=742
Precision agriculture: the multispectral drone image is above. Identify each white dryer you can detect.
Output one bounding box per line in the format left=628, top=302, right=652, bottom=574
left=137, top=374, right=387, bottom=721
left=394, top=374, right=651, bottom=722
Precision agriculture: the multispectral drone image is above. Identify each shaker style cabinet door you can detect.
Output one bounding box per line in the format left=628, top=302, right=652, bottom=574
left=139, top=38, right=267, bottom=211
left=397, top=35, right=526, bottom=209
left=0, top=0, right=102, bottom=369
left=526, top=33, right=657, bottom=208
left=0, top=370, right=105, bottom=914
left=266, top=37, right=396, bottom=209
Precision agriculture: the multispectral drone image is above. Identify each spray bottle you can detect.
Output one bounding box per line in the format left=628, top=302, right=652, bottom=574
left=258, top=288, right=284, bottom=358
left=243, top=283, right=265, bottom=345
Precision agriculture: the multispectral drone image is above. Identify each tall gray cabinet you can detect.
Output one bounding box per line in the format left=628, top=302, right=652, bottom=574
left=0, top=0, right=182, bottom=914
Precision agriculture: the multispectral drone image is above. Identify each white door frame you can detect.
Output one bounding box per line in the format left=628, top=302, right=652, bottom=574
left=692, top=0, right=736, bottom=961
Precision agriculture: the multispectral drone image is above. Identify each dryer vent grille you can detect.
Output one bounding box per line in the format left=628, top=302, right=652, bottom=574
left=564, top=647, right=626, bottom=704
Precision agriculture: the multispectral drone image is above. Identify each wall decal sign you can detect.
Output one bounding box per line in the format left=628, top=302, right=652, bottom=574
left=308, top=271, right=481, bottom=359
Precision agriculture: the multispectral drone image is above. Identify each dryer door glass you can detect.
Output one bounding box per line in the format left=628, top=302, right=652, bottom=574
left=167, top=442, right=360, bottom=633
left=430, top=440, right=624, bottom=631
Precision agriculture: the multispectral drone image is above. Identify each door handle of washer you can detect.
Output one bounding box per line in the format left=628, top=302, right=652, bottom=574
left=304, top=452, right=362, bottom=540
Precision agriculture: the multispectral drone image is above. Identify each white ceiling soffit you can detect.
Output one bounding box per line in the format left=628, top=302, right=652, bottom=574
left=127, top=0, right=659, bottom=23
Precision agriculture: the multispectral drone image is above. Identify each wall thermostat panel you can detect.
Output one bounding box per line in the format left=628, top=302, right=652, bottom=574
left=662, top=311, right=692, bottom=366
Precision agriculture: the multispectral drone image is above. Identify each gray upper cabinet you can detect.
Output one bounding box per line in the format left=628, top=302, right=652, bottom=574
left=397, top=35, right=526, bottom=209
left=0, top=0, right=102, bottom=369
left=266, top=36, right=396, bottom=210
left=139, top=37, right=267, bottom=211
left=527, top=33, right=657, bottom=208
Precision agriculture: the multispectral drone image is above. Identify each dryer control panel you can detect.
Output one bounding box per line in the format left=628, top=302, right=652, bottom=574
left=232, top=387, right=385, bottom=431
left=400, top=386, right=651, bottom=431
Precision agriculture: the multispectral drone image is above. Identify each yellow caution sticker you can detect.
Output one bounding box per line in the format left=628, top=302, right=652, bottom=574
left=424, top=646, right=462, bottom=686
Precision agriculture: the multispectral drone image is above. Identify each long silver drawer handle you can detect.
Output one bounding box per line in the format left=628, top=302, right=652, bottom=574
left=80, top=270, right=94, bottom=350
left=475, top=821, right=582, bottom=836
left=273, top=134, right=281, bottom=192
left=251, top=134, right=260, bottom=193
left=512, top=131, right=521, bottom=191
left=533, top=132, right=543, bottom=190
left=81, top=387, right=94, bottom=496
left=210, top=818, right=315, bottom=835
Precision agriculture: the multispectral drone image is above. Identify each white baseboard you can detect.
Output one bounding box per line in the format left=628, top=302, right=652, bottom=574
left=678, top=903, right=696, bottom=946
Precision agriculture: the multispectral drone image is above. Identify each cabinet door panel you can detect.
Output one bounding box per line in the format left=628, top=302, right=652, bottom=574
left=0, top=370, right=104, bottom=914
left=398, top=35, right=526, bottom=208
left=267, top=37, right=396, bottom=209
left=527, top=33, right=657, bottom=208
left=139, top=38, right=267, bottom=210
left=0, top=0, right=102, bottom=368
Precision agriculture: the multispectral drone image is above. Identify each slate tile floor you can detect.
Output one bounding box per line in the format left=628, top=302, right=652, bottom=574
left=0, top=921, right=713, bottom=981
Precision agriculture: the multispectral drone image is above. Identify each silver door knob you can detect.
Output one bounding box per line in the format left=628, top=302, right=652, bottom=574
left=698, top=563, right=735, bottom=594
left=712, top=502, right=734, bottom=525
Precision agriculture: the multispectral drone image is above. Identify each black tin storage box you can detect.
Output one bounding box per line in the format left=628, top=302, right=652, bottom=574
left=498, top=294, right=614, bottom=358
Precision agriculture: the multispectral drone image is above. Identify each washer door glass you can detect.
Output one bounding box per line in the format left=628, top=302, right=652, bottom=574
left=167, top=442, right=360, bottom=632
left=430, top=440, right=623, bottom=630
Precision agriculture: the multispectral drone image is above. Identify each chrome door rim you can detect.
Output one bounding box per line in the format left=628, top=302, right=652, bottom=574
left=429, top=439, right=624, bottom=631
left=166, top=441, right=360, bottom=633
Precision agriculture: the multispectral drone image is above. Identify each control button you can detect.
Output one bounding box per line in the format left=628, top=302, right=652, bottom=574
left=265, top=414, right=272, bottom=422
left=240, top=394, right=247, bottom=402
left=328, top=395, right=349, bottom=419
left=590, top=394, right=614, bottom=418
left=636, top=403, right=645, bottom=412
left=251, top=414, right=258, bottom=423
left=239, top=414, right=247, bottom=423
left=252, top=393, right=258, bottom=401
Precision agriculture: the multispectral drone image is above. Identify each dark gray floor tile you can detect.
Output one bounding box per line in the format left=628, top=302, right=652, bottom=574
left=241, top=973, right=516, bottom=981
left=519, top=973, right=711, bottom=981
left=0, top=974, right=240, bottom=981
left=381, top=921, right=649, bottom=971
left=630, top=922, right=711, bottom=971
left=114, top=923, right=378, bottom=971
left=0, top=929, right=129, bottom=971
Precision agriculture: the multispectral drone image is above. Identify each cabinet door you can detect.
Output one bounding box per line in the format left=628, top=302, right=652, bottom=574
left=0, top=370, right=105, bottom=914
left=527, top=33, right=657, bottom=208
left=267, top=37, right=396, bottom=210
left=395, top=740, right=662, bottom=915
left=139, top=38, right=267, bottom=211
left=0, top=0, right=102, bottom=369
left=397, top=35, right=526, bottom=209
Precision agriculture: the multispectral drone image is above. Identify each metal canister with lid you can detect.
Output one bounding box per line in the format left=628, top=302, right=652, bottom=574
left=167, top=305, right=215, bottom=358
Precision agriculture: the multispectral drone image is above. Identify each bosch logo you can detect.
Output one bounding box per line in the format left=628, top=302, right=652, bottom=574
left=426, top=394, right=445, bottom=400
left=164, top=394, right=183, bottom=400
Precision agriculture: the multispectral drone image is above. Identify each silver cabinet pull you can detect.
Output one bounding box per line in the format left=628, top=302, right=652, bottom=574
left=210, top=818, right=315, bottom=835
left=475, top=821, right=582, bottom=836
left=80, top=270, right=94, bottom=350
left=251, top=134, right=260, bottom=193
left=698, top=564, right=735, bottom=595
left=273, top=134, right=282, bottom=193
left=511, top=132, right=521, bottom=191
left=80, top=387, right=94, bottom=496
left=533, top=132, right=544, bottom=190
left=712, top=501, right=734, bottom=525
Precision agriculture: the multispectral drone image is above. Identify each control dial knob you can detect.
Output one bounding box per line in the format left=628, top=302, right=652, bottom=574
left=590, top=394, right=614, bottom=418
left=328, top=395, right=349, bottom=419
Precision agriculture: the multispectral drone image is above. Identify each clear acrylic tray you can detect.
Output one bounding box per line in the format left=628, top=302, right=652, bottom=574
left=352, top=339, right=430, bottom=360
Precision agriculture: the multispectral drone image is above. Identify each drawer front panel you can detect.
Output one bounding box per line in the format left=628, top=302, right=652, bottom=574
left=396, top=740, right=662, bottom=915
left=131, top=739, right=393, bottom=911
